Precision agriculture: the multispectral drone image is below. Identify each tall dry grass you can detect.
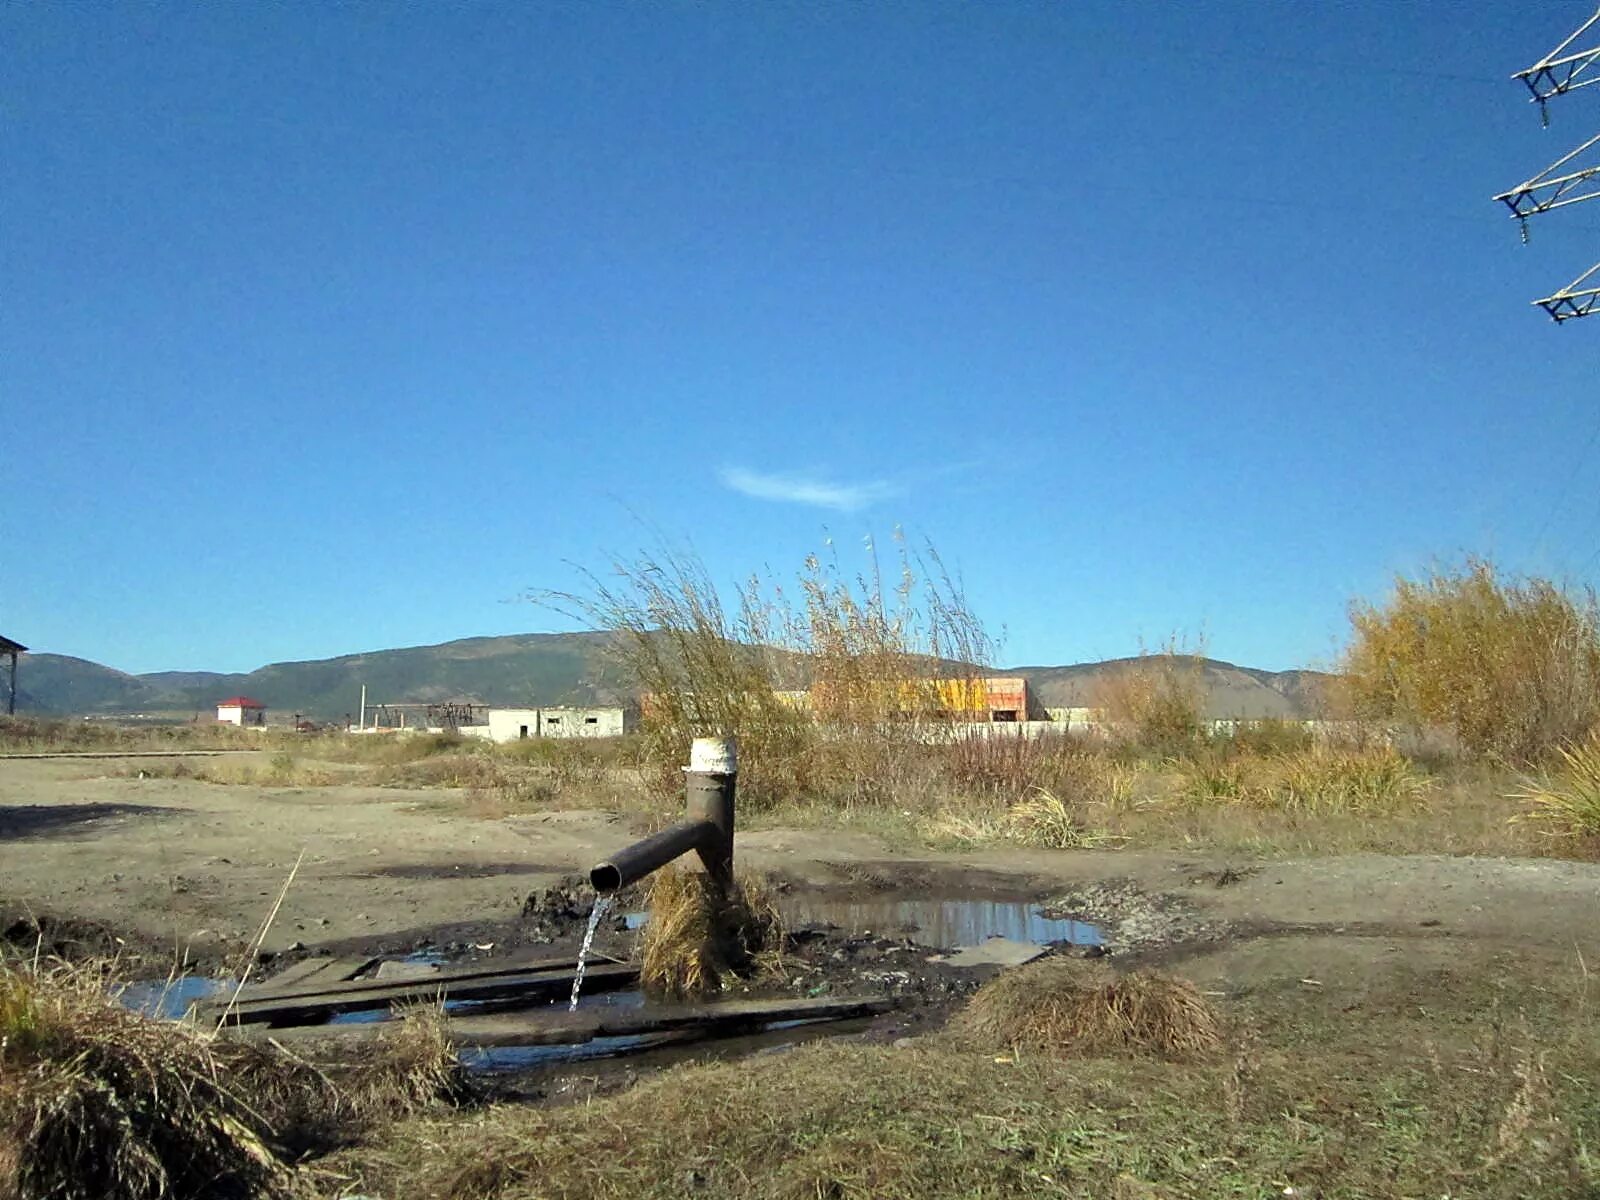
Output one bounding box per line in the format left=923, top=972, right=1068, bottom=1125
left=1089, top=642, right=1209, bottom=756
left=1514, top=734, right=1600, bottom=840
left=1343, top=559, right=1600, bottom=764
left=544, top=532, right=1000, bottom=811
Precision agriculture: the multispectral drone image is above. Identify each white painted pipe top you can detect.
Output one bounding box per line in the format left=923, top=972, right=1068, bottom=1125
left=686, top=735, right=738, bottom=774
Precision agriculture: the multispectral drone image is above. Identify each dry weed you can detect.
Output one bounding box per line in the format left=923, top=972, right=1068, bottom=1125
left=637, top=865, right=786, bottom=1000
left=0, top=958, right=306, bottom=1199
left=1513, top=734, right=1600, bottom=839
left=952, top=957, right=1223, bottom=1058
left=1344, top=558, right=1600, bottom=764
left=0, top=958, right=462, bottom=1200
left=1004, top=787, right=1125, bottom=849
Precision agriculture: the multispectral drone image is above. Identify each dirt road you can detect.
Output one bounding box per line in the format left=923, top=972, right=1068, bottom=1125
left=3, top=756, right=1598, bottom=973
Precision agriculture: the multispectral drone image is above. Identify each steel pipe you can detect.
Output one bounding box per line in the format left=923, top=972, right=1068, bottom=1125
left=589, top=819, right=719, bottom=894
left=588, top=736, right=738, bottom=894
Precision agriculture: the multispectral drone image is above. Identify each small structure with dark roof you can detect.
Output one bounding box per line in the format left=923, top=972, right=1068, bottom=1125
left=216, top=695, right=266, bottom=727
left=0, top=635, right=24, bottom=716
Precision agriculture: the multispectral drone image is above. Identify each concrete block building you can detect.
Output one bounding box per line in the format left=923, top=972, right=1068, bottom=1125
left=216, top=696, right=267, bottom=727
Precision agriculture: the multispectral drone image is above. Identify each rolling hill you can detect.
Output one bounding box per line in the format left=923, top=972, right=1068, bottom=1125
left=13, top=635, right=1334, bottom=723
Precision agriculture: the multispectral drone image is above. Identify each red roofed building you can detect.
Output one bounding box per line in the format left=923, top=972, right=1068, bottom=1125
left=216, top=696, right=267, bottom=727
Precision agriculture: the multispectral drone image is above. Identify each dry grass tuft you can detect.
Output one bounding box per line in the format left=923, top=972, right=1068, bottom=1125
left=0, top=958, right=308, bottom=1200
left=952, top=957, right=1223, bottom=1059
left=637, top=865, right=785, bottom=1000
left=1005, top=787, right=1126, bottom=849
left=1513, top=734, right=1600, bottom=839
left=0, top=958, right=464, bottom=1200
left=339, top=1004, right=463, bottom=1123
left=1255, top=744, right=1429, bottom=814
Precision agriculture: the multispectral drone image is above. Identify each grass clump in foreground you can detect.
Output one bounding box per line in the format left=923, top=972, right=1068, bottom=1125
left=0, top=957, right=460, bottom=1200
left=950, top=957, right=1222, bottom=1059
left=637, top=865, right=785, bottom=1000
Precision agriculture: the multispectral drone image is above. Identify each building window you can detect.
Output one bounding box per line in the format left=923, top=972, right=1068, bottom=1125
left=546, top=716, right=561, bottom=725
left=585, top=717, right=598, bottom=725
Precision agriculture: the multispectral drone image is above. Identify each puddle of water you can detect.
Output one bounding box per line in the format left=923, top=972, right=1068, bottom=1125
left=448, top=987, right=645, bottom=1018
left=115, top=975, right=229, bottom=1020
left=462, top=1032, right=659, bottom=1072
left=780, top=897, right=1102, bottom=948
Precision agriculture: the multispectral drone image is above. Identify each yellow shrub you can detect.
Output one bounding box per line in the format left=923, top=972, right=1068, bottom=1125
left=1343, top=560, right=1600, bottom=764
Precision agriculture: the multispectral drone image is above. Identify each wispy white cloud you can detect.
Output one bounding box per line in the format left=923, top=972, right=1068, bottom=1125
left=719, top=466, right=901, bottom=512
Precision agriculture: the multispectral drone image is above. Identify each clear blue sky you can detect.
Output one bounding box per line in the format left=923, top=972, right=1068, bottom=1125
left=5, top=2, right=1597, bottom=675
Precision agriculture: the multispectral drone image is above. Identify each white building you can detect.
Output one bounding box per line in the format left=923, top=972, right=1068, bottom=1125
left=477, top=705, right=634, bottom=743
left=216, top=696, right=267, bottom=727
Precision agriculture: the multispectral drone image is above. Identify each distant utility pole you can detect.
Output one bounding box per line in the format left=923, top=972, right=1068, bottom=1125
left=1495, top=6, right=1600, bottom=322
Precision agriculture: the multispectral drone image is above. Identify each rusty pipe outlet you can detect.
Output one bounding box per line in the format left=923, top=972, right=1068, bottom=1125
left=589, top=736, right=737, bottom=894
left=589, top=819, right=719, bottom=893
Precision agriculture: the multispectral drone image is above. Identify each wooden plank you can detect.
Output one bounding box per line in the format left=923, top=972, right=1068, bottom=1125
left=245, top=955, right=378, bottom=997
left=280, top=955, right=382, bottom=991
left=207, top=949, right=594, bottom=1012
left=448, top=994, right=895, bottom=1048
left=240, top=994, right=894, bottom=1048
left=198, top=962, right=640, bottom=1026
left=246, top=957, right=339, bottom=994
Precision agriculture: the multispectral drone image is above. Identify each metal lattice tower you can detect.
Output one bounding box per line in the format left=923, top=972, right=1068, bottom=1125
left=1498, top=7, right=1600, bottom=322
left=1515, top=7, right=1600, bottom=122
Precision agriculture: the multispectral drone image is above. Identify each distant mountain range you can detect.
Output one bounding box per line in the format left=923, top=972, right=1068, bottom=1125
left=12, top=633, right=1335, bottom=722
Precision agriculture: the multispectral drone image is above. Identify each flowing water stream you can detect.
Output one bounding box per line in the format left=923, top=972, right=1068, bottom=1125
left=568, top=894, right=613, bottom=1012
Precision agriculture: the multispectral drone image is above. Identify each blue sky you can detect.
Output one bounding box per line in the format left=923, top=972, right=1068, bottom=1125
left=5, top=2, right=1597, bottom=675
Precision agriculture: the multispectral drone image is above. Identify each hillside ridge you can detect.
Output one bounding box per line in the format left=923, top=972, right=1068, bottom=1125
left=14, top=635, right=1333, bottom=721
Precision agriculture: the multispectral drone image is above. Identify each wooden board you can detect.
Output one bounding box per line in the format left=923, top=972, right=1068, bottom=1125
left=200, top=950, right=591, bottom=1016
left=239, top=994, right=894, bottom=1049
left=230, top=950, right=595, bottom=1003
left=195, top=962, right=640, bottom=1026
left=246, top=955, right=380, bottom=996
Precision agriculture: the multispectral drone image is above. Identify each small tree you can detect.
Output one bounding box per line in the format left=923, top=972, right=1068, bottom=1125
left=1342, top=559, right=1600, bottom=764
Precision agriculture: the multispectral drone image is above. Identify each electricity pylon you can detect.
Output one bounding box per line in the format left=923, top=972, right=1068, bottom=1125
left=1498, top=7, right=1600, bottom=322
left=1516, top=7, right=1600, bottom=119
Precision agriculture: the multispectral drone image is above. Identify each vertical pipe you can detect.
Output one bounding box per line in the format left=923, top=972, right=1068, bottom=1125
left=6, top=652, right=14, bottom=716
left=358, top=685, right=367, bottom=732
left=684, top=736, right=737, bottom=889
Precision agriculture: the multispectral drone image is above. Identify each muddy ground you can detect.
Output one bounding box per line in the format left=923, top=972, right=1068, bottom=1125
left=4, top=753, right=1600, bottom=1041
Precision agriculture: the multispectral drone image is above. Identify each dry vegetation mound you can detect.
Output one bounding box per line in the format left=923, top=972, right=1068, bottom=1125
left=637, top=866, right=785, bottom=1000
left=952, top=957, right=1223, bottom=1059
left=0, top=958, right=460, bottom=1200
